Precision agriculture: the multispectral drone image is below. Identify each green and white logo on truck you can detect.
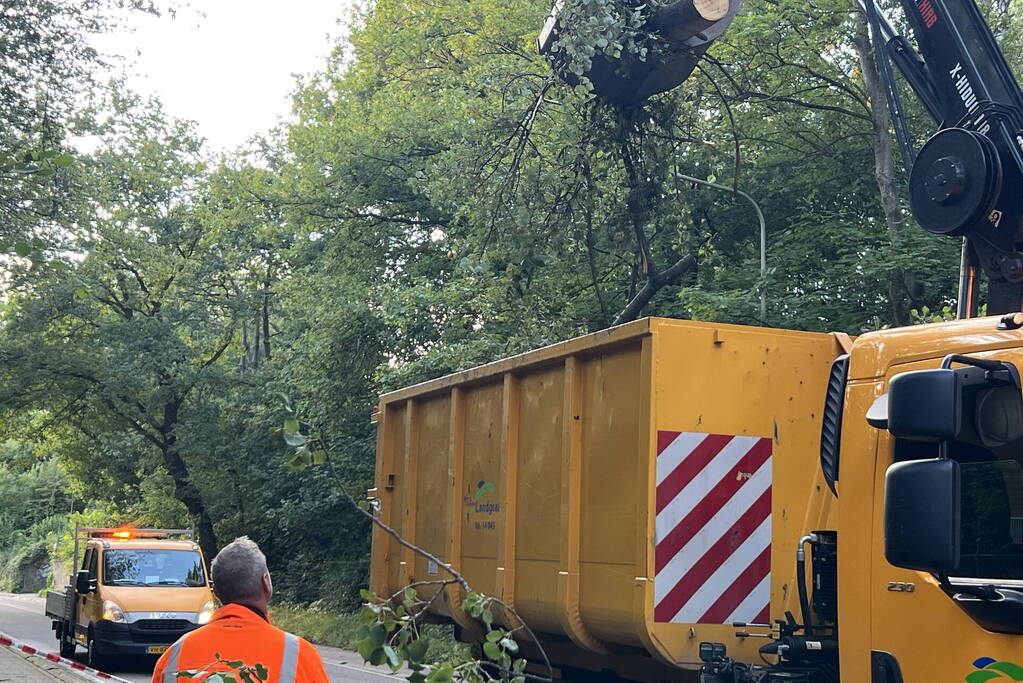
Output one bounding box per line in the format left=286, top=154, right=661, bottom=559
left=967, top=658, right=1023, bottom=682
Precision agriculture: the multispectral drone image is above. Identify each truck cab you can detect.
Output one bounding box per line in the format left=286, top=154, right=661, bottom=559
left=46, top=527, right=215, bottom=669
left=834, top=316, right=1023, bottom=681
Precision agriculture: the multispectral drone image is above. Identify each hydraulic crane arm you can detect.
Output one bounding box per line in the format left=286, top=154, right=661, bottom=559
left=865, top=5, right=943, bottom=124
left=868, top=0, right=1023, bottom=315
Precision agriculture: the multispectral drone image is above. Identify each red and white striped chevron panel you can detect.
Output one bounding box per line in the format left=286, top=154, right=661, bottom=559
left=654, top=431, right=773, bottom=624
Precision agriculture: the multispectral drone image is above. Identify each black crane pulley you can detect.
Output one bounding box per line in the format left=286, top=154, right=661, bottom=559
left=909, top=127, right=1002, bottom=237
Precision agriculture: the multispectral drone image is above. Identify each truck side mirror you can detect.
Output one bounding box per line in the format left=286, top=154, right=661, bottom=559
left=884, top=458, right=960, bottom=572
left=75, top=569, right=93, bottom=595
left=887, top=368, right=961, bottom=440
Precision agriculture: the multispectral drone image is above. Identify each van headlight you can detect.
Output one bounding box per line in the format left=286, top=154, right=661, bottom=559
left=197, top=601, right=216, bottom=624
left=101, top=600, right=126, bottom=623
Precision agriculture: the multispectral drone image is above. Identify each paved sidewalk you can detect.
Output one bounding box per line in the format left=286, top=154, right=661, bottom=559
left=0, top=646, right=79, bottom=683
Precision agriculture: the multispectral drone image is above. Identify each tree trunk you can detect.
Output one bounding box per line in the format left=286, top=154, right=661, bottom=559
left=614, top=254, right=697, bottom=325
left=851, top=8, right=919, bottom=326
left=615, top=125, right=698, bottom=325
left=240, top=322, right=249, bottom=373
left=161, top=400, right=218, bottom=564
left=261, top=273, right=272, bottom=361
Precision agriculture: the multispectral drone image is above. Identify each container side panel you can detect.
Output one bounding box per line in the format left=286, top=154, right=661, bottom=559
left=516, top=366, right=565, bottom=561
left=461, top=381, right=504, bottom=595
left=578, top=346, right=643, bottom=644
left=580, top=563, right=643, bottom=646
left=513, top=560, right=562, bottom=634
left=514, top=366, right=565, bottom=632
left=645, top=321, right=838, bottom=669
left=386, top=403, right=408, bottom=596
left=414, top=395, right=452, bottom=584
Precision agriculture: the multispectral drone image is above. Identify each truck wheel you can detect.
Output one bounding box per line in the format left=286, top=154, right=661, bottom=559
left=86, top=632, right=105, bottom=671
left=58, top=634, right=76, bottom=659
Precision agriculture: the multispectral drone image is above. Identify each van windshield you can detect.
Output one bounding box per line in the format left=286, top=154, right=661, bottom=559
left=103, top=549, right=206, bottom=587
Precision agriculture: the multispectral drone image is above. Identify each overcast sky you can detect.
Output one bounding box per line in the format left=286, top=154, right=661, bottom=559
left=94, top=1, right=353, bottom=152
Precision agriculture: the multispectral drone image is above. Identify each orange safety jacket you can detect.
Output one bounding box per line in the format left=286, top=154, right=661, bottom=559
left=152, top=604, right=328, bottom=683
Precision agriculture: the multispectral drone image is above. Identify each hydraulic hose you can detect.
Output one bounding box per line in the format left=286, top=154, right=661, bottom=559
left=796, top=533, right=819, bottom=637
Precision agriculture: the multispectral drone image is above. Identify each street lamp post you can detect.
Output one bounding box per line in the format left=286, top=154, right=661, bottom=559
left=678, top=173, right=767, bottom=321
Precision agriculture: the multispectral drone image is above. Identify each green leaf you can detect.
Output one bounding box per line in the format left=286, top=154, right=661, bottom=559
left=358, top=639, right=380, bottom=664
left=73, top=285, right=90, bottom=302
left=284, top=418, right=300, bottom=434
left=425, top=664, right=454, bottom=682
left=311, top=449, right=327, bottom=465
left=383, top=645, right=401, bottom=671
left=482, top=641, right=501, bottom=660
left=481, top=608, right=493, bottom=626
left=500, top=637, right=518, bottom=654
left=14, top=242, right=31, bottom=257
left=284, top=432, right=306, bottom=446
left=254, top=664, right=268, bottom=681
left=285, top=452, right=311, bottom=471
left=405, top=638, right=429, bottom=664
left=226, top=660, right=244, bottom=669
left=360, top=588, right=376, bottom=601
left=368, top=646, right=387, bottom=667
left=485, top=629, right=503, bottom=642
left=53, top=153, right=74, bottom=168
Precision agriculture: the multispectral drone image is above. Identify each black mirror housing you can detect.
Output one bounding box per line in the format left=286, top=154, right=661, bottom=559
left=75, top=569, right=92, bottom=594
left=888, top=368, right=961, bottom=440
left=885, top=458, right=961, bottom=572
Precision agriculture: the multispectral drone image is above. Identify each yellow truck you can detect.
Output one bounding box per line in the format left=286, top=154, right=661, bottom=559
left=45, top=527, right=215, bottom=668
left=368, top=316, right=1023, bottom=681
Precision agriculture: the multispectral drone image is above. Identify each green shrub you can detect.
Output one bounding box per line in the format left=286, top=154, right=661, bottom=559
left=269, top=602, right=470, bottom=665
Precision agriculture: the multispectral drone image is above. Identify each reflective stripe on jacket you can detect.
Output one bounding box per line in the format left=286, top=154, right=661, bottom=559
left=151, top=604, right=327, bottom=683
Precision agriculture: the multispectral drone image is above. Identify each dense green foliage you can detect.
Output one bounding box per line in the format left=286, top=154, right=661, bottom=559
left=2, top=0, right=1017, bottom=620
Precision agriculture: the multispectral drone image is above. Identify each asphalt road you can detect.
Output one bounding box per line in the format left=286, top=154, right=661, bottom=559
left=0, top=593, right=406, bottom=683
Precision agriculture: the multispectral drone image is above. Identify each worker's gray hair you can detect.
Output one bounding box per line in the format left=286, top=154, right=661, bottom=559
left=210, top=536, right=268, bottom=604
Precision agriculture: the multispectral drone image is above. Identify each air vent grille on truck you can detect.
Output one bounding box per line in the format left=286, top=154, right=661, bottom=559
left=135, top=619, right=191, bottom=630
left=819, top=354, right=850, bottom=496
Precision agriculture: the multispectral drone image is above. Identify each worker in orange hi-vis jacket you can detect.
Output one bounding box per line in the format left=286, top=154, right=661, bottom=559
left=152, top=537, right=328, bottom=683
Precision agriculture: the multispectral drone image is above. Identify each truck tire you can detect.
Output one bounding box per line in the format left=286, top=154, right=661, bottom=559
left=86, top=631, right=105, bottom=671
left=58, top=632, right=76, bottom=659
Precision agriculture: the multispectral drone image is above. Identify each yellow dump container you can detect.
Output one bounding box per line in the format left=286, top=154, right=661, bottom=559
left=369, top=317, right=846, bottom=680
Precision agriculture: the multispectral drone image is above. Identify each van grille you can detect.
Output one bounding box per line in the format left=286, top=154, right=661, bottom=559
left=135, top=619, right=190, bottom=630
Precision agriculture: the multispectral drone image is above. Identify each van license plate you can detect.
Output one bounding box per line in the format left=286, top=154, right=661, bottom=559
left=147, top=646, right=168, bottom=654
